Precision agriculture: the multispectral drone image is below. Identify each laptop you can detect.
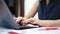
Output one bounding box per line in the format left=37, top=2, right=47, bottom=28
left=0, top=0, right=38, bottom=30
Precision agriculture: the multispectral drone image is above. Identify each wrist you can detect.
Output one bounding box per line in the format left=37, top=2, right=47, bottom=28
left=36, top=20, right=43, bottom=26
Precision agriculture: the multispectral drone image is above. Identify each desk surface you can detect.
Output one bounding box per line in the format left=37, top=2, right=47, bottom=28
left=0, top=27, right=60, bottom=34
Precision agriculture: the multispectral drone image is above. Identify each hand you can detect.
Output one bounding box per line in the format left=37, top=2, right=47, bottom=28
left=20, top=18, right=40, bottom=26
left=20, top=17, right=30, bottom=26
left=14, top=17, right=29, bottom=26
left=28, top=18, right=42, bottom=26
left=14, top=17, right=23, bottom=23
left=28, top=18, right=39, bottom=25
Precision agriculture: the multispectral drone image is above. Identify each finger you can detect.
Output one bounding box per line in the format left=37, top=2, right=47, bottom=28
left=16, top=17, right=23, bottom=23
left=21, top=20, right=28, bottom=24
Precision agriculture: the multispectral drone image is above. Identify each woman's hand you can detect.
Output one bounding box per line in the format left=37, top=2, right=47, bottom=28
left=14, top=17, right=41, bottom=26
left=28, top=18, right=40, bottom=25
left=14, top=17, right=29, bottom=26
left=19, top=17, right=40, bottom=26
left=14, top=17, right=23, bottom=23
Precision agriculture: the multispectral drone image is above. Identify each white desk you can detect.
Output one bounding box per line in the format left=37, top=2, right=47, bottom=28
left=0, top=27, right=60, bottom=34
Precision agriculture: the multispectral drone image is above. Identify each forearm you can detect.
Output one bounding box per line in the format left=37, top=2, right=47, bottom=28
left=25, top=0, right=39, bottom=19
left=38, top=20, right=60, bottom=27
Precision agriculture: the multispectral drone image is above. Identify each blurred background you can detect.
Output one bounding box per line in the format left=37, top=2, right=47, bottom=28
left=4, top=0, right=38, bottom=19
